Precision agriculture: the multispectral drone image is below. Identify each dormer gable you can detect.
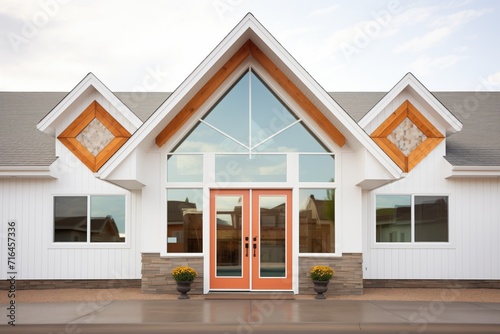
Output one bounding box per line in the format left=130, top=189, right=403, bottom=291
left=359, top=73, right=462, bottom=173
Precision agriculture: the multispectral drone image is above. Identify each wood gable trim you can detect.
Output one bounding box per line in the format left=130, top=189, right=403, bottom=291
left=58, top=101, right=131, bottom=172
left=371, top=100, right=444, bottom=173
left=154, top=40, right=346, bottom=148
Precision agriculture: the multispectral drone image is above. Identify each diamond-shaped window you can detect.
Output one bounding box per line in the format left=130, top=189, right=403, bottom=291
left=371, top=100, right=444, bottom=172
left=58, top=101, right=131, bottom=172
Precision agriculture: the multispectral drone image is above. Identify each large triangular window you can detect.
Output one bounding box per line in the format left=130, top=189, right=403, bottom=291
left=172, top=69, right=328, bottom=154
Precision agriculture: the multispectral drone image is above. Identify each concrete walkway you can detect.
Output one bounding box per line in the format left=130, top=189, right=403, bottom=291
left=3, top=298, right=500, bottom=333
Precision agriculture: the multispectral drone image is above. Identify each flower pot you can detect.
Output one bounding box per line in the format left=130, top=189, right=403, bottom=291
left=312, top=280, right=329, bottom=299
left=176, top=281, right=193, bottom=299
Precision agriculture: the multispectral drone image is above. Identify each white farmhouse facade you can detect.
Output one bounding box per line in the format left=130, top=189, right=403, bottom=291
left=1, top=14, right=499, bottom=295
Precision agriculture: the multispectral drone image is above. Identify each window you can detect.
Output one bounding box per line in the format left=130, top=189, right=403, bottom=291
left=299, top=189, right=335, bottom=253
left=376, top=195, right=448, bottom=243
left=54, top=195, right=126, bottom=243
left=167, top=189, right=203, bottom=253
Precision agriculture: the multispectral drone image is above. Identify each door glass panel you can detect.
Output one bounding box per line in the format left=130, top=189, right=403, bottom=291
left=215, top=154, right=286, bottom=182
left=203, top=71, right=250, bottom=146
left=216, top=195, right=243, bottom=277
left=259, top=195, right=286, bottom=277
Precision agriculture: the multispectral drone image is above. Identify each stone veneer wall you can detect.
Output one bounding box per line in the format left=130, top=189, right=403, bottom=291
left=141, top=253, right=204, bottom=294
left=299, top=253, right=363, bottom=295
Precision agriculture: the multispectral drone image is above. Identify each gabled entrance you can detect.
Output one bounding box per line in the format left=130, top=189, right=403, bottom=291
left=210, top=189, right=292, bottom=291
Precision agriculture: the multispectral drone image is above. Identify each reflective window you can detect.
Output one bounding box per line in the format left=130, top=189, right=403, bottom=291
left=54, top=195, right=125, bottom=243
left=215, top=154, right=286, bottom=182
left=167, top=155, right=203, bottom=182
left=299, top=155, right=335, bottom=182
left=415, top=196, right=448, bottom=242
left=167, top=189, right=203, bottom=253
left=376, top=195, right=411, bottom=242
left=259, top=195, right=286, bottom=277
left=299, top=189, right=335, bottom=253
left=171, top=69, right=329, bottom=154
left=376, top=195, right=449, bottom=243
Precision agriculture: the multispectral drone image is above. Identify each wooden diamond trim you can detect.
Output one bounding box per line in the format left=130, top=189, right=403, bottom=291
left=371, top=100, right=444, bottom=173
left=58, top=101, right=131, bottom=172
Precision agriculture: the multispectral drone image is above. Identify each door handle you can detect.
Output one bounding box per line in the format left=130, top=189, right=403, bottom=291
left=253, top=237, right=257, bottom=257
left=245, top=237, right=249, bottom=257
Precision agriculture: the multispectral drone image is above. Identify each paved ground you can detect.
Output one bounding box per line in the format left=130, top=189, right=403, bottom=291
left=2, top=288, right=500, bottom=333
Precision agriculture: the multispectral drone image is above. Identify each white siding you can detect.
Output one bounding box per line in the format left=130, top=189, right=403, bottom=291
left=0, top=149, right=142, bottom=280
left=363, top=141, right=500, bottom=279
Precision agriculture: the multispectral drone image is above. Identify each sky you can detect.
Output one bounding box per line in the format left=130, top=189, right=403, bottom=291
left=1, top=0, right=499, bottom=93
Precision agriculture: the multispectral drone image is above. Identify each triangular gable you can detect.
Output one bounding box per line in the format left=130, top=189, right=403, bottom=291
left=37, top=72, right=142, bottom=136
left=359, top=73, right=462, bottom=135
left=97, top=13, right=403, bottom=181
left=358, top=73, right=462, bottom=173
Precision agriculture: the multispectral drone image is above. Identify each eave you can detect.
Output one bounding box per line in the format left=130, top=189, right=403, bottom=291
left=0, top=166, right=56, bottom=178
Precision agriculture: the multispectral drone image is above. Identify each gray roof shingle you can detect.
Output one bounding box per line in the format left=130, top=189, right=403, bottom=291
left=1, top=91, right=499, bottom=167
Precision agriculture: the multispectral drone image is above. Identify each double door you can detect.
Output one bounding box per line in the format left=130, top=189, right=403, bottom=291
left=209, top=189, right=292, bottom=290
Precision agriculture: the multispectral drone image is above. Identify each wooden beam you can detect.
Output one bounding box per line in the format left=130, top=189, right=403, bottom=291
left=155, top=40, right=252, bottom=147
left=249, top=41, right=345, bottom=147
left=371, top=101, right=408, bottom=138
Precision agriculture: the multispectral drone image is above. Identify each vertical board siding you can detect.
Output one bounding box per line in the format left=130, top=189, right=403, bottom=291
left=0, top=157, right=141, bottom=280
left=364, top=143, right=500, bottom=279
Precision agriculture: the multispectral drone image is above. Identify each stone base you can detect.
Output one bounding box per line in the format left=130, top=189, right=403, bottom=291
left=299, top=253, right=363, bottom=295
left=0, top=279, right=140, bottom=290
left=364, top=279, right=500, bottom=289
left=141, top=253, right=203, bottom=294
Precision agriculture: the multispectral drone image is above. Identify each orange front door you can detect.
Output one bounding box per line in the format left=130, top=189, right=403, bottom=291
left=210, top=189, right=292, bottom=291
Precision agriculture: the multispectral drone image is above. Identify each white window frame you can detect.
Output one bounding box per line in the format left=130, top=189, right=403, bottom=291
left=50, top=194, right=130, bottom=249
left=371, top=193, right=453, bottom=249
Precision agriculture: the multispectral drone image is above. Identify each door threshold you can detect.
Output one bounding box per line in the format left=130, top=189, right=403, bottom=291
left=205, top=291, right=295, bottom=300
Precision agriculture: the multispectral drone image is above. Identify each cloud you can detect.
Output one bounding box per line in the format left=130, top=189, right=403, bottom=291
left=308, top=4, right=340, bottom=18
left=487, top=71, right=500, bottom=86
left=394, top=27, right=452, bottom=53
left=409, top=54, right=464, bottom=75
left=430, top=8, right=492, bottom=28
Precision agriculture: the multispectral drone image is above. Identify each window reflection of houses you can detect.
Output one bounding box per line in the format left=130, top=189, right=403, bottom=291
left=299, top=194, right=335, bottom=253
left=376, top=205, right=411, bottom=242
left=216, top=206, right=242, bottom=276
left=167, top=201, right=203, bottom=252
left=54, top=215, right=124, bottom=242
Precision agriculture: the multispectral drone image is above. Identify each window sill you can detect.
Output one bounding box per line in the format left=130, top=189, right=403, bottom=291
left=370, top=242, right=454, bottom=249
left=49, top=242, right=131, bottom=249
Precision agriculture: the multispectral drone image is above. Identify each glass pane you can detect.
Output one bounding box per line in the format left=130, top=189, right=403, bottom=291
left=415, top=196, right=448, bottom=242
left=256, top=122, right=329, bottom=152
left=251, top=72, right=297, bottom=147
left=203, top=71, right=250, bottom=146
left=299, top=155, right=335, bottom=182
left=167, top=189, right=203, bottom=253
left=215, top=154, right=286, bottom=182
left=173, top=122, right=246, bottom=153
left=54, top=196, right=87, bottom=242
left=259, top=195, right=286, bottom=277
left=376, top=195, right=411, bottom=242
left=90, top=196, right=126, bottom=242
left=299, top=189, right=335, bottom=253
left=167, top=155, right=203, bottom=182
left=215, top=195, right=243, bottom=277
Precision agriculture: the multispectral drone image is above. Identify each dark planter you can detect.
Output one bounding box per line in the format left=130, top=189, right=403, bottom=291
left=312, top=280, right=329, bottom=299
left=176, top=281, right=193, bottom=299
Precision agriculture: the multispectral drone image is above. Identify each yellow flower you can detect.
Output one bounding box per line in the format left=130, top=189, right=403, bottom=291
left=172, top=266, right=198, bottom=282
left=310, top=265, right=334, bottom=281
